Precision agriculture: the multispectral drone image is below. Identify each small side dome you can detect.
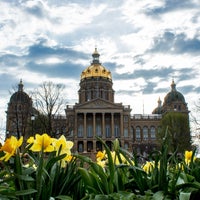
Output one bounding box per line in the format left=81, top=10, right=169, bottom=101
left=80, top=48, right=112, bottom=80
left=163, top=80, right=185, bottom=105
left=10, top=80, right=31, bottom=103
left=152, top=97, right=162, bottom=114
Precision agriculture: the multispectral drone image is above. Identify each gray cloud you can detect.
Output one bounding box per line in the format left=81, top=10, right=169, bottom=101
left=112, top=65, right=197, bottom=96
left=177, top=68, right=198, bottom=82
left=24, top=2, right=45, bottom=18
left=0, top=54, right=21, bottom=67
left=27, top=39, right=87, bottom=59
left=146, top=0, right=197, bottom=16
left=0, top=0, right=200, bottom=126
left=26, top=61, right=82, bottom=79
left=179, top=85, right=196, bottom=94
left=150, top=32, right=200, bottom=54
left=24, top=42, right=88, bottom=78
left=113, top=67, right=175, bottom=81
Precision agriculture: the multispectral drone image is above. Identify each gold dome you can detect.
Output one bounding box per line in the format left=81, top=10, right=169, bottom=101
left=80, top=48, right=112, bottom=80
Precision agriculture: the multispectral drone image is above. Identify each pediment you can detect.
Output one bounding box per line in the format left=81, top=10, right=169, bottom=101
left=75, top=98, right=123, bottom=109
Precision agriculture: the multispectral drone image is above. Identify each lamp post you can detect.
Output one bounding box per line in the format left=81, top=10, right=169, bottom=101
left=31, top=114, right=35, bottom=136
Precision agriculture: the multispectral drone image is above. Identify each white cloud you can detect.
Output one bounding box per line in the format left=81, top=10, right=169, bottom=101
left=0, top=0, right=200, bottom=136
left=36, top=57, right=64, bottom=65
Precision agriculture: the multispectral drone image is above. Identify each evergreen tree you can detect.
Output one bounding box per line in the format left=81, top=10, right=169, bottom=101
left=157, top=112, right=191, bottom=153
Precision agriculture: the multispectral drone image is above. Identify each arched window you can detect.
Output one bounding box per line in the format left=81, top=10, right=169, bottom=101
left=150, top=126, right=156, bottom=140
left=86, top=91, right=91, bottom=101
left=136, top=126, right=141, bottom=140
left=143, top=126, right=148, bottom=140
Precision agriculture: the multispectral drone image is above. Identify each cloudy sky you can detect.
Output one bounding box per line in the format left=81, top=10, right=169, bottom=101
left=1, top=0, right=200, bottom=137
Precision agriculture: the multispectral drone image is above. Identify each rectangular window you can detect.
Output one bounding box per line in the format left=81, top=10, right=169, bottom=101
left=87, top=141, right=93, bottom=152
left=124, top=128, right=128, bottom=138
left=96, top=125, right=102, bottom=137
left=78, top=124, right=83, bottom=137
left=114, top=125, right=120, bottom=137
left=124, top=115, right=128, bottom=122
left=87, top=125, right=93, bottom=138
left=136, top=127, right=141, bottom=140
left=106, top=125, right=111, bottom=138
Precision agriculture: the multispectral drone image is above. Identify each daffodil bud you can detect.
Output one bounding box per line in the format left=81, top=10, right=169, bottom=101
left=113, top=139, right=120, bottom=152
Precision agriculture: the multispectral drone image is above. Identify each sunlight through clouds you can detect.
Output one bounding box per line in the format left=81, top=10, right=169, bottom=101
left=0, top=0, right=200, bottom=136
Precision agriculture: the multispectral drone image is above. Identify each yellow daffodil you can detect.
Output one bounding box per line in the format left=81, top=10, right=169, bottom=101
left=29, top=133, right=54, bottom=152
left=185, top=150, right=196, bottom=165
left=110, top=151, right=127, bottom=165
left=64, top=155, right=73, bottom=162
left=52, top=135, right=73, bottom=156
left=143, top=161, right=155, bottom=174
left=96, top=150, right=106, bottom=161
left=97, top=160, right=106, bottom=168
left=52, top=135, right=74, bottom=168
left=96, top=151, right=107, bottom=168
left=0, top=136, right=23, bottom=161
left=96, top=150, right=132, bottom=167
left=176, top=163, right=184, bottom=171
left=58, top=154, right=74, bottom=168
left=27, top=136, right=34, bottom=144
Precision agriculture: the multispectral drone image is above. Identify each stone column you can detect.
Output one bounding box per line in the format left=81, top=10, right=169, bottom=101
left=120, top=112, right=124, bottom=147
left=102, top=113, right=105, bottom=138
left=84, top=113, right=87, bottom=138
left=111, top=113, right=114, bottom=139
left=93, top=113, right=96, bottom=152
left=83, top=140, right=87, bottom=153
left=74, top=112, right=77, bottom=139
left=93, top=113, right=96, bottom=138
left=120, top=113, right=123, bottom=138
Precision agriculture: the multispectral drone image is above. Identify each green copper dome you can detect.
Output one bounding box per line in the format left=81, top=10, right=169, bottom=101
left=163, top=80, right=185, bottom=105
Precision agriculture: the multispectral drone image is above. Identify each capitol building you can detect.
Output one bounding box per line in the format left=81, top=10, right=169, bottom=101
left=6, top=48, right=190, bottom=157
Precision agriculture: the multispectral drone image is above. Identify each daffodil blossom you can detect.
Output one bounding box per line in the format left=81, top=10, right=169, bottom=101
left=96, top=150, right=132, bottom=167
left=143, top=161, right=155, bottom=174
left=110, top=151, right=128, bottom=165
left=184, top=150, right=196, bottom=165
left=52, top=135, right=74, bottom=167
left=96, top=150, right=107, bottom=168
left=29, top=133, right=54, bottom=152
left=27, top=136, right=34, bottom=144
left=0, top=136, right=23, bottom=161
left=52, top=135, right=73, bottom=156
left=96, top=150, right=106, bottom=161
left=97, top=160, right=106, bottom=168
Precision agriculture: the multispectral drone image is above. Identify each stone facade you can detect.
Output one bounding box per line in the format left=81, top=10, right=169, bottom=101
left=65, top=48, right=189, bottom=157
left=6, top=48, right=190, bottom=157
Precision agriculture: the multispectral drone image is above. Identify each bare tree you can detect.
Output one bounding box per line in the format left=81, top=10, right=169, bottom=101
left=32, top=81, right=65, bottom=137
